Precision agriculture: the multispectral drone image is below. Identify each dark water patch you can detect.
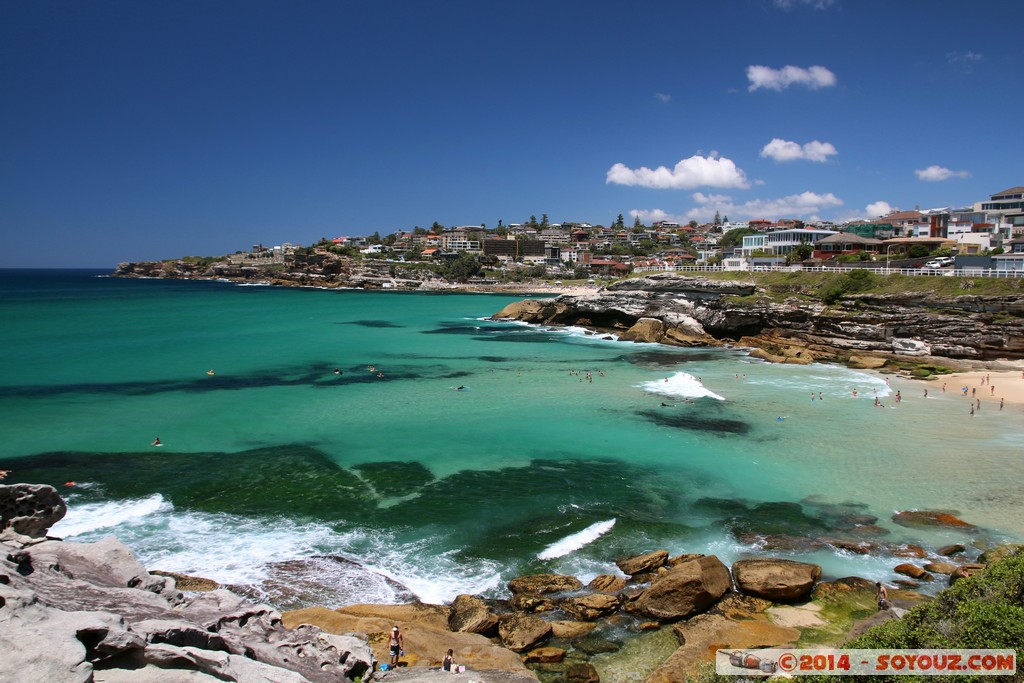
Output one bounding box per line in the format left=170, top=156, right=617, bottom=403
left=383, top=458, right=693, bottom=564
left=2, top=446, right=378, bottom=521
left=474, top=331, right=565, bottom=344
left=624, top=350, right=722, bottom=367
left=352, top=461, right=435, bottom=494
left=693, top=497, right=749, bottom=517
left=478, top=356, right=510, bottom=363
left=719, top=501, right=831, bottom=538
left=0, top=362, right=463, bottom=398
left=638, top=409, right=750, bottom=435
left=421, top=321, right=513, bottom=336
left=337, top=320, right=403, bottom=328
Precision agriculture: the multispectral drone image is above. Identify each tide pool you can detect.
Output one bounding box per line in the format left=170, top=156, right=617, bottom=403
left=2, top=269, right=1022, bottom=610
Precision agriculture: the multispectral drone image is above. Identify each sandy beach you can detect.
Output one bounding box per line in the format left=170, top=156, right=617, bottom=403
left=926, top=370, right=1024, bottom=407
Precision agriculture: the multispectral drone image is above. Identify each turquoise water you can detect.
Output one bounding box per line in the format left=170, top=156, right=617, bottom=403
left=2, top=269, right=1022, bottom=609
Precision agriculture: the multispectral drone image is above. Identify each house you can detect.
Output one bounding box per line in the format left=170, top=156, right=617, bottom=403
left=976, top=186, right=1024, bottom=238
left=588, top=259, right=630, bottom=276
left=741, top=228, right=838, bottom=256
left=814, top=233, right=882, bottom=259
left=993, top=237, right=1024, bottom=274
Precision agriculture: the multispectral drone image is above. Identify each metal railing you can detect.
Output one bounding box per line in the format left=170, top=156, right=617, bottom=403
left=631, top=264, right=1023, bottom=278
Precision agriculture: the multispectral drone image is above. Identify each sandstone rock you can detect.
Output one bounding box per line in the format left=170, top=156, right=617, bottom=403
left=848, top=355, right=888, bottom=369
left=667, top=553, right=706, bottom=566
left=0, top=484, right=67, bottom=539
left=448, top=594, right=498, bottom=635
left=564, top=662, right=600, bottom=683
left=647, top=612, right=799, bottom=683
left=949, top=563, right=986, bottom=585
left=937, top=543, right=967, bottom=557
left=892, top=544, right=928, bottom=558
left=977, top=543, right=1024, bottom=564
left=634, top=555, right=731, bottom=621
left=150, top=570, right=219, bottom=592
left=618, top=317, right=666, bottom=343
left=549, top=620, right=596, bottom=639
left=510, top=593, right=555, bottom=612
left=923, top=562, right=957, bottom=575
left=572, top=636, right=620, bottom=655
left=587, top=574, right=626, bottom=593
left=557, top=593, right=622, bottom=621
left=892, top=510, right=976, bottom=530
left=497, top=613, right=552, bottom=652
left=507, top=573, right=582, bottom=595
left=894, top=564, right=933, bottom=581
left=615, top=549, right=669, bottom=576
left=524, top=646, right=565, bottom=664
left=732, top=558, right=821, bottom=602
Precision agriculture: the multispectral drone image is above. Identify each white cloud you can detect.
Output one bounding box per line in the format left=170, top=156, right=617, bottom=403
left=747, top=65, right=837, bottom=92
left=760, top=138, right=838, bottom=162
left=865, top=201, right=893, bottom=217
left=774, top=0, right=836, bottom=9
left=630, top=209, right=674, bottom=224
left=947, top=51, right=983, bottom=64
left=606, top=155, right=751, bottom=190
left=914, top=165, right=970, bottom=182
left=681, top=190, right=843, bottom=221
left=654, top=92, right=672, bottom=103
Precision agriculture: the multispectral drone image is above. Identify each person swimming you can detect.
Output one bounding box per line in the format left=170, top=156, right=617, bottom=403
left=456, top=385, right=466, bottom=391
left=333, top=368, right=342, bottom=375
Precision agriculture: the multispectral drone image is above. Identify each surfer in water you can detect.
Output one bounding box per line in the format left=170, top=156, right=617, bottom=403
left=151, top=437, right=162, bottom=446
left=455, top=385, right=467, bottom=391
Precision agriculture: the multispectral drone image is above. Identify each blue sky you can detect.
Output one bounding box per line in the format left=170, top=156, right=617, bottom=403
left=2, top=0, right=1022, bottom=267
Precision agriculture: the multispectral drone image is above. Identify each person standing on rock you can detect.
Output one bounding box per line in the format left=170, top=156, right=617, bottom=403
left=389, top=626, right=404, bottom=669
left=876, top=582, right=890, bottom=610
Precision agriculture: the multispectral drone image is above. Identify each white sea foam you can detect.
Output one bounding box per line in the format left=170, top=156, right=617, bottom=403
left=54, top=497, right=502, bottom=605
left=51, top=494, right=168, bottom=537
left=537, top=518, right=617, bottom=560
left=639, top=372, right=725, bottom=400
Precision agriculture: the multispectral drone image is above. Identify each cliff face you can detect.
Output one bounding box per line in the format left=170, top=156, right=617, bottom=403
left=493, top=274, right=1024, bottom=369
left=114, top=251, right=444, bottom=290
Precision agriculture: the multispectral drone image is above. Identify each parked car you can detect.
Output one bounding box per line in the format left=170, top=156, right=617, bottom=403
left=925, top=257, right=955, bottom=269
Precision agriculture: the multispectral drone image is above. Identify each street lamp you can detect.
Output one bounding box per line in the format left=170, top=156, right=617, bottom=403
left=885, top=244, right=898, bottom=275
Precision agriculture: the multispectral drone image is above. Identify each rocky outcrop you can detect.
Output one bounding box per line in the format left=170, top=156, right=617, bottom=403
left=0, top=485, right=374, bottom=683
left=632, top=555, right=732, bottom=621
left=114, top=251, right=446, bottom=291
left=448, top=593, right=499, bottom=634
left=1, top=483, right=67, bottom=539
left=507, top=573, right=583, bottom=595
left=492, top=274, right=1024, bottom=364
left=732, top=558, right=822, bottom=602
left=615, top=549, right=669, bottom=576
left=892, top=510, right=977, bottom=530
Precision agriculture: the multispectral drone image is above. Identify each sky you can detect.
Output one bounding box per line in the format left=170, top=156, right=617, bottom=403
left=2, top=0, right=1023, bottom=267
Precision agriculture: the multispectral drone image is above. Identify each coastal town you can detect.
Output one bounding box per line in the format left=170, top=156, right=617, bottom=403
left=232, top=185, right=1024, bottom=279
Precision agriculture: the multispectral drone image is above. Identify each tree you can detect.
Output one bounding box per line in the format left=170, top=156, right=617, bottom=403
left=719, top=227, right=758, bottom=248
left=497, top=219, right=504, bottom=229
left=688, top=220, right=698, bottom=229
left=723, top=215, right=729, bottom=224
left=367, top=231, right=381, bottom=245
left=792, top=243, right=814, bottom=261
left=430, top=221, right=445, bottom=234
left=540, top=214, right=549, bottom=229
left=714, top=211, right=722, bottom=226
left=615, top=213, right=625, bottom=229
left=440, top=252, right=483, bottom=282
left=413, top=226, right=427, bottom=235
left=528, top=215, right=538, bottom=228
left=633, top=216, right=643, bottom=229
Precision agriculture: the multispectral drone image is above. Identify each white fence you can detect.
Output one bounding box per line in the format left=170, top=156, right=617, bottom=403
left=631, top=264, right=1023, bottom=278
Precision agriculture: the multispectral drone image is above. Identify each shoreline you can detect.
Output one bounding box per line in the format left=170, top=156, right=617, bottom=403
left=923, top=370, right=1024, bottom=408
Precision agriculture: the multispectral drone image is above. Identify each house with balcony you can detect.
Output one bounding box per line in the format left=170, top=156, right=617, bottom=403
left=741, top=227, right=838, bottom=257
left=975, top=186, right=1024, bottom=238
left=814, top=233, right=883, bottom=259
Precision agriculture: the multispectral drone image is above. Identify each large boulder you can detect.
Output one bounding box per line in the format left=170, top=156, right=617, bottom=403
left=507, top=573, right=582, bottom=595
left=447, top=594, right=498, bottom=635
left=557, top=593, right=622, bottom=621
left=732, top=558, right=821, bottom=602
left=892, top=510, right=976, bottom=530
left=894, top=563, right=934, bottom=581
left=615, top=549, right=669, bottom=576
left=497, top=613, right=552, bottom=653
left=633, top=555, right=731, bottom=621
left=0, top=484, right=67, bottom=539
left=587, top=574, right=626, bottom=593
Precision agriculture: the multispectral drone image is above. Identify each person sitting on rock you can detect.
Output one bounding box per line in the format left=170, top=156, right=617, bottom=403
left=442, top=648, right=457, bottom=672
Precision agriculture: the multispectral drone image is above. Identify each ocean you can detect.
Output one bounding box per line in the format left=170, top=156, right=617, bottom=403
left=2, top=268, right=1022, bottom=611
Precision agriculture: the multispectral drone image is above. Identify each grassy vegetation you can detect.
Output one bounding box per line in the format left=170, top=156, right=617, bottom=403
left=704, top=270, right=1024, bottom=299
